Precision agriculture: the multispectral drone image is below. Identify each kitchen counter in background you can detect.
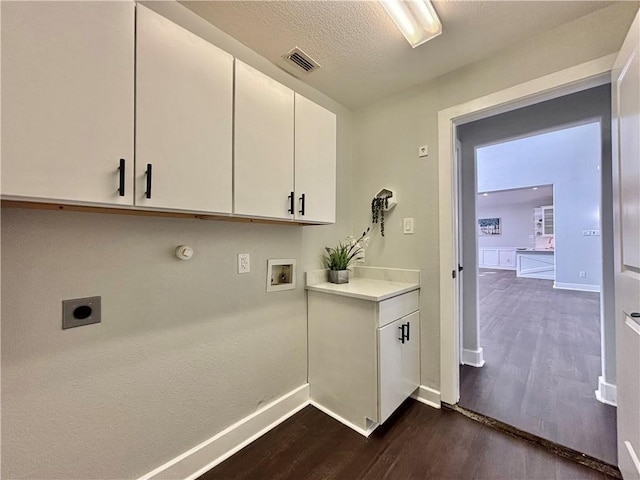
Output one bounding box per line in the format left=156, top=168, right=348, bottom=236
left=516, top=249, right=555, bottom=280
left=516, top=248, right=555, bottom=253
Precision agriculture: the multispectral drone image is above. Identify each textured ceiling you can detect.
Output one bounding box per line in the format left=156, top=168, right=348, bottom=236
left=180, top=1, right=616, bottom=109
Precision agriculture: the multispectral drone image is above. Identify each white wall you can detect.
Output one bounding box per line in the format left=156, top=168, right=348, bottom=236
left=477, top=122, right=602, bottom=289
left=353, top=3, right=635, bottom=390
left=477, top=198, right=553, bottom=249
left=0, top=2, right=353, bottom=479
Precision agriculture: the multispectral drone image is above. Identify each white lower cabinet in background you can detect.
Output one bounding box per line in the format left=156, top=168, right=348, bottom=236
left=478, top=248, right=516, bottom=270
left=307, top=276, right=420, bottom=436
left=516, top=251, right=555, bottom=280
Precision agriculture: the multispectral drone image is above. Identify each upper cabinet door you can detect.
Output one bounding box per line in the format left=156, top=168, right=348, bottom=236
left=234, top=61, right=294, bottom=219
left=294, top=94, right=337, bottom=224
left=135, top=5, right=233, bottom=213
left=1, top=1, right=135, bottom=205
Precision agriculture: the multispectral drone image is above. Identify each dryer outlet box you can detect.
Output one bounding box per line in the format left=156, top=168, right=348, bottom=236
left=62, top=296, right=101, bottom=329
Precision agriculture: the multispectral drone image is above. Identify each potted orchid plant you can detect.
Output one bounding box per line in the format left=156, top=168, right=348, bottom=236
left=323, top=228, right=370, bottom=284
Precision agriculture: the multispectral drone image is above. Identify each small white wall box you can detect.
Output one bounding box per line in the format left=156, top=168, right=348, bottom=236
left=267, top=259, right=296, bottom=292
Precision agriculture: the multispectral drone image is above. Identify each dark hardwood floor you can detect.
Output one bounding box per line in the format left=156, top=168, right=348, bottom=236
left=199, top=400, right=615, bottom=480
left=460, top=269, right=617, bottom=465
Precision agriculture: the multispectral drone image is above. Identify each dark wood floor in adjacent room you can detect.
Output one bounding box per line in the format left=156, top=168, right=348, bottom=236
left=199, top=401, right=615, bottom=480
left=460, top=269, right=617, bottom=465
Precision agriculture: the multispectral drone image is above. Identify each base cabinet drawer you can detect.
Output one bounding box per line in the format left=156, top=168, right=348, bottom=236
left=378, top=290, right=419, bottom=327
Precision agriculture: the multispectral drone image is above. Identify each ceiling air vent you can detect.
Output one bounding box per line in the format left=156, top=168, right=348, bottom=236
left=282, top=47, right=320, bottom=74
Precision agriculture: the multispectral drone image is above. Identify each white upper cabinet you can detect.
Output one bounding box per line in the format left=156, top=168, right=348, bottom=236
left=542, top=205, right=554, bottom=235
left=1, top=1, right=135, bottom=205
left=135, top=5, right=233, bottom=213
left=294, top=94, right=337, bottom=224
left=234, top=61, right=295, bottom=219
left=2, top=3, right=336, bottom=224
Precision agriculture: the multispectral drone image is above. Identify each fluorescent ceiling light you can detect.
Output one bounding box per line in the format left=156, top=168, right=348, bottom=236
left=380, top=0, right=442, bottom=48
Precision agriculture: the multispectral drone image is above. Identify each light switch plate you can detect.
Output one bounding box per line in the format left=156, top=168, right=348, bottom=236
left=403, top=218, right=414, bottom=234
left=418, top=145, right=428, bottom=157
left=238, top=253, right=250, bottom=274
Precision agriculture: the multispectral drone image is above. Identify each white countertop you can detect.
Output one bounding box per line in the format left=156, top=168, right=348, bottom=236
left=306, top=278, right=420, bottom=302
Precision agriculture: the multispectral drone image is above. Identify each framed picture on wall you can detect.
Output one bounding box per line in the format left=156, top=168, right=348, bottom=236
left=478, top=217, right=501, bottom=235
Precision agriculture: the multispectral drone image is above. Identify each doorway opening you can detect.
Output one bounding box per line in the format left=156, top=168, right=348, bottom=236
left=456, top=120, right=616, bottom=464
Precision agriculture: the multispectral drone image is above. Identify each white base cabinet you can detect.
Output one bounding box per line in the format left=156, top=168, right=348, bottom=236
left=308, top=287, right=420, bottom=435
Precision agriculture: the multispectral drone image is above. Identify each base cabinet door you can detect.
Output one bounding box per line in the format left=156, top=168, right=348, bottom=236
left=378, top=311, right=420, bottom=424
left=498, top=249, right=516, bottom=268
left=1, top=1, right=134, bottom=205
left=135, top=5, right=233, bottom=213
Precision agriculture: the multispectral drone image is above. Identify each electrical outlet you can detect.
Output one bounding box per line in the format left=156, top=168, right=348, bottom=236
left=238, top=253, right=250, bottom=274
left=579, top=271, right=587, bottom=278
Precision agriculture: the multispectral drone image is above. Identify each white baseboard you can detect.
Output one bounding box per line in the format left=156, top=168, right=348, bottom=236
left=139, top=384, right=310, bottom=480
left=478, top=265, right=516, bottom=271
left=624, top=441, right=640, bottom=478
left=309, top=400, right=377, bottom=437
left=554, top=282, right=601, bottom=293
left=462, top=348, right=485, bottom=367
left=411, top=385, right=441, bottom=409
left=595, top=376, right=618, bottom=407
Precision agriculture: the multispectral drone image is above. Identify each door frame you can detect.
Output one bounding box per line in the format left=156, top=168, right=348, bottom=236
left=438, top=54, right=616, bottom=405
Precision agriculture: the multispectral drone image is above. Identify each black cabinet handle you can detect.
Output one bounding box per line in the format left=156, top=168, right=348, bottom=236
left=118, top=159, right=125, bottom=197
left=288, top=191, right=294, bottom=214
left=398, top=324, right=405, bottom=344
left=631, top=312, right=640, bottom=318
left=299, top=193, right=306, bottom=216
left=145, top=164, right=153, bottom=199
left=405, top=321, right=410, bottom=342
